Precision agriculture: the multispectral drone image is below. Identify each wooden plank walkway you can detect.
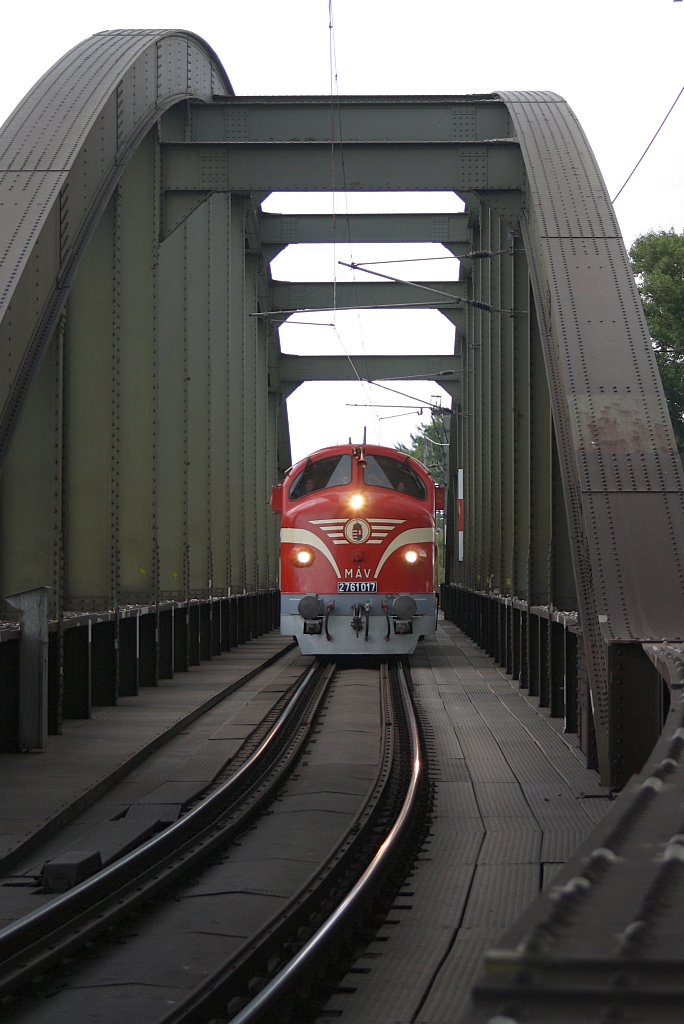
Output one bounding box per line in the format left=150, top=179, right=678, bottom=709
left=316, top=622, right=611, bottom=1024
left=0, top=635, right=295, bottom=872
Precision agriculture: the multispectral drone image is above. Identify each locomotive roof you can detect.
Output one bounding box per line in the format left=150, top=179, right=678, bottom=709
left=285, top=443, right=432, bottom=479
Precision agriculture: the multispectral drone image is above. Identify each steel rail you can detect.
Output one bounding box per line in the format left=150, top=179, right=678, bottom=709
left=156, top=661, right=396, bottom=1024
left=228, top=660, right=421, bottom=1024
left=0, top=659, right=333, bottom=998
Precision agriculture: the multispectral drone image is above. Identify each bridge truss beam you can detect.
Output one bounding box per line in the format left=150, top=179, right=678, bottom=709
left=160, top=141, right=524, bottom=193
left=259, top=212, right=471, bottom=245
left=277, top=354, right=461, bottom=399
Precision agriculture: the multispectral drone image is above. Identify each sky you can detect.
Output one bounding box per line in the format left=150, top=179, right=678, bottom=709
left=1, top=0, right=682, bottom=463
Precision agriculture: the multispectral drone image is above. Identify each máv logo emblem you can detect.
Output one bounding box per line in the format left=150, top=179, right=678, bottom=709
left=344, top=518, right=371, bottom=543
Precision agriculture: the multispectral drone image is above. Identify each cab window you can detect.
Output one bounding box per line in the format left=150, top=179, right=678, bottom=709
left=289, top=454, right=352, bottom=499
left=363, top=454, right=427, bottom=500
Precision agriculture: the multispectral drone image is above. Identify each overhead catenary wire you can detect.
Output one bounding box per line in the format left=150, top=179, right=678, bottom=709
left=249, top=300, right=465, bottom=318
left=362, top=379, right=450, bottom=409
left=352, top=249, right=510, bottom=266
left=327, top=0, right=378, bottom=441
left=379, top=410, right=426, bottom=421
left=612, top=84, right=684, bottom=203
left=280, top=320, right=336, bottom=328
left=338, top=261, right=504, bottom=313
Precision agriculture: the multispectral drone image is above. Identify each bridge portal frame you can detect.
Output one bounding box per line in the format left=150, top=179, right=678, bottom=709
left=0, top=33, right=680, bottom=784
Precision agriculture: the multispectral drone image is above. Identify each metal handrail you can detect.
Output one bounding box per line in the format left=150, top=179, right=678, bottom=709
left=230, top=661, right=422, bottom=1024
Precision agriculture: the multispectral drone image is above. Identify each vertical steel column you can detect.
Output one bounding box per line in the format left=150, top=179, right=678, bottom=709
left=481, top=210, right=493, bottom=594
left=211, top=600, right=222, bottom=655
left=608, top=644, right=662, bottom=787
left=243, top=257, right=259, bottom=592
left=188, top=603, right=200, bottom=666
left=577, top=636, right=598, bottom=770
left=174, top=606, right=189, bottom=673
left=550, top=619, right=565, bottom=717
left=268, top=391, right=281, bottom=588
left=230, top=595, right=239, bottom=647
left=158, top=609, right=173, bottom=678
left=138, top=611, right=157, bottom=685
left=220, top=598, right=232, bottom=651
left=208, top=194, right=231, bottom=595
left=463, top=225, right=475, bottom=593
left=91, top=621, right=116, bottom=705
left=118, top=615, right=139, bottom=696
left=550, top=424, right=577, bottom=612
left=62, top=623, right=90, bottom=718
left=565, top=628, right=579, bottom=734
left=186, top=203, right=211, bottom=597
left=199, top=602, right=212, bottom=659
left=64, top=203, right=115, bottom=611
left=528, top=293, right=552, bottom=693
left=4, top=588, right=49, bottom=749
left=117, top=134, right=157, bottom=609
left=501, top=228, right=515, bottom=607
left=489, top=213, right=502, bottom=599
left=157, top=223, right=188, bottom=601
left=513, top=259, right=531, bottom=684
left=228, top=196, right=246, bottom=592
left=255, top=317, right=270, bottom=590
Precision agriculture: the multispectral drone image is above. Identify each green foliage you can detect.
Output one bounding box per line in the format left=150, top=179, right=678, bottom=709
left=397, top=411, right=449, bottom=579
left=396, top=413, right=448, bottom=486
left=630, top=229, right=684, bottom=458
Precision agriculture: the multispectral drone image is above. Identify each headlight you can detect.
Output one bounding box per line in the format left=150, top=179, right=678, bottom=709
left=350, top=493, right=365, bottom=510
left=289, top=546, right=315, bottom=567
left=404, top=547, right=427, bottom=565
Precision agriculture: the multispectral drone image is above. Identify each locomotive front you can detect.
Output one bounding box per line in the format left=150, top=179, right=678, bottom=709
left=271, top=444, right=442, bottom=655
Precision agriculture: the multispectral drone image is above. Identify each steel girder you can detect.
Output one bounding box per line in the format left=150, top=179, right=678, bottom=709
left=160, top=140, right=524, bottom=193
left=259, top=212, right=470, bottom=244
left=278, top=354, right=462, bottom=399
left=269, top=280, right=466, bottom=315
left=0, top=34, right=681, bottom=784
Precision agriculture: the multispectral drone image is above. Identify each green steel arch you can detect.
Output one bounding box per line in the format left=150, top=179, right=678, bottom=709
left=448, top=91, right=684, bottom=784
left=1, top=34, right=682, bottom=784
left=0, top=30, right=231, bottom=464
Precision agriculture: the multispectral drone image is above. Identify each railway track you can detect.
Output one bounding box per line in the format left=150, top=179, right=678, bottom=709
left=0, top=660, right=425, bottom=1024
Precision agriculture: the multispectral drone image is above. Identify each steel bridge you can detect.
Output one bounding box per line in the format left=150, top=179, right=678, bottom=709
left=2, top=27, right=684, bottom=1022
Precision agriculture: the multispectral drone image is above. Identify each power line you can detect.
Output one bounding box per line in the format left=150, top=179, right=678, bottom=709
left=352, top=249, right=509, bottom=267
left=612, top=85, right=684, bottom=203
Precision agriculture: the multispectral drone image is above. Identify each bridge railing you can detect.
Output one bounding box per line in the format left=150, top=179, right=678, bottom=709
left=440, top=583, right=597, bottom=769
left=0, top=590, right=281, bottom=753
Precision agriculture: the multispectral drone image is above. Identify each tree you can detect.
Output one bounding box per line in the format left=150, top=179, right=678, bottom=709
left=396, top=411, right=449, bottom=486
left=630, top=229, right=684, bottom=458
left=397, top=410, right=450, bottom=578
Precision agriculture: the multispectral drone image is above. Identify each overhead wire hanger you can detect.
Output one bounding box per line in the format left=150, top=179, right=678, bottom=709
left=338, top=260, right=504, bottom=313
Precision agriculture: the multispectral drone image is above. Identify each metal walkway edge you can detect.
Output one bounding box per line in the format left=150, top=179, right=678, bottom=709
left=0, top=635, right=294, bottom=874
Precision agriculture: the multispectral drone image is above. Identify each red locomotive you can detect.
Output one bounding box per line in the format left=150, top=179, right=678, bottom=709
left=271, top=443, right=443, bottom=655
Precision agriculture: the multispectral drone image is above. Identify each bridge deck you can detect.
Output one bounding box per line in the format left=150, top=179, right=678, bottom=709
left=316, top=622, right=611, bottom=1023
left=0, top=634, right=294, bottom=875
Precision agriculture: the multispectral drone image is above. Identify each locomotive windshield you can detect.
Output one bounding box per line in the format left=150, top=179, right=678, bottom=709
left=289, top=454, right=352, bottom=499
left=363, top=455, right=427, bottom=500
